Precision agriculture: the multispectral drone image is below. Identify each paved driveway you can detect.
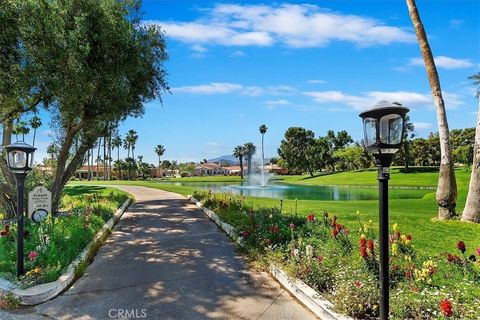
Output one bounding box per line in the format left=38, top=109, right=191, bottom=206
left=7, top=186, right=316, bottom=320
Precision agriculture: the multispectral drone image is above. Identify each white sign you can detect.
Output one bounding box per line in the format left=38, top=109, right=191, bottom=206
left=28, top=186, right=52, bottom=220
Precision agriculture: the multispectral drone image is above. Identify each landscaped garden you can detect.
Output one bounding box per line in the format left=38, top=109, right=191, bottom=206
left=73, top=167, right=480, bottom=319
left=0, top=186, right=129, bottom=288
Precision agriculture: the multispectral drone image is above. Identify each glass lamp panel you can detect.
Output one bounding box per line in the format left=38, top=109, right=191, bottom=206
left=28, top=152, right=34, bottom=168
left=363, top=118, right=377, bottom=147
left=9, top=151, right=27, bottom=169
left=379, top=114, right=403, bottom=145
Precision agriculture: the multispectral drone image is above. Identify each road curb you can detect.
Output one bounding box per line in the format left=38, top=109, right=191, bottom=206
left=0, top=198, right=131, bottom=305
left=187, top=195, right=352, bottom=320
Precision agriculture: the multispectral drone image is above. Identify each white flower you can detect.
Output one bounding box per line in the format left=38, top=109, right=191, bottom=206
left=294, top=249, right=299, bottom=257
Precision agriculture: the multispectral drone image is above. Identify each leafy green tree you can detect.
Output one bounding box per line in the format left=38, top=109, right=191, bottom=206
left=233, top=145, right=245, bottom=179
left=0, top=0, right=169, bottom=210
left=278, top=127, right=315, bottom=176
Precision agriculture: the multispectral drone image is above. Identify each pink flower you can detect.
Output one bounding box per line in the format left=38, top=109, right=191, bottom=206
left=28, top=251, right=39, bottom=261
left=240, top=230, right=250, bottom=239
left=317, top=255, right=324, bottom=263
left=289, top=223, right=295, bottom=230
left=354, top=280, right=361, bottom=288
left=307, top=214, right=315, bottom=222
left=476, top=247, right=480, bottom=256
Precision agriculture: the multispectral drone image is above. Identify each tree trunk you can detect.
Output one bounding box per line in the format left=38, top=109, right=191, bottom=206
left=406, top=0, right=457, bottom=219
left=96, top=137, right=101, bottom=180
left=462, top=100, right=480, bottom=222
left=103, top=135, right=106, bottom=181
left=239, top=156, right=244, bottom=179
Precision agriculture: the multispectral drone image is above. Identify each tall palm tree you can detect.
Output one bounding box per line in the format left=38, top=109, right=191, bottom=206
left=30, top=115, right=42, bottom=147
left=155, top=144, right=166, bottom=177
left=112, top=134, right=122, bottom=179
left=259, top=124, right=268, bottom=185
left=243, top=142, right=256, bottom=179
left=462, top=72, right=480, bottom=222
left=233, top=145, right=245, bottom=179
left=407, top=0, right=457, bottom=219
left=126, top=129, right=138, bottom=160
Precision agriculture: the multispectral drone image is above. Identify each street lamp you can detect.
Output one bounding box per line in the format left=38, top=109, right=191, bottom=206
left=5, top=142, right=36, bottom=277
left=359, top=101, right=409, bottom=320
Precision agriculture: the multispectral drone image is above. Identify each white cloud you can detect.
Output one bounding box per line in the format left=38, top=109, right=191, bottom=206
left=449, top=19, right=464, bottom=28
left=307, top=79, right=326, bottom=84
left=205, top=142, right=222, bottom=147
left=172, top=82, right=243, bottom=94
left=147, top=3, right=414, bottom=50
left=191, top=44, right=207, bottom=52
left=304, top=90, right=464, bottom=111
left=412, top=122, right=433, bottom=130
left=408, top=56, right=475, bottom=70
left=264, top=99, right=290, bottom=109
left=230, top=50, right=246, bottom=57
left=172, top=83, right=296, bottom=96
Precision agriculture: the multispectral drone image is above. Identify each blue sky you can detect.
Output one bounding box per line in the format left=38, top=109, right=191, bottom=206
left=34, top=1, right=479, bottom=164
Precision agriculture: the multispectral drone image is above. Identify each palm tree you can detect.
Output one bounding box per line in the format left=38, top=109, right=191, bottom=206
left=406, top=0, right=457, bottom=219
left=462, top=72, right=480, bottom=222
left=126, top=129, right=138, bottom=159
left=233, top=145, right=245, bottom=179
left=243, top=142, right=256, bottom=179
left=30, top=116, right=42, bottom=147
left=112, top=134, right=122, bottom=179
left=155, top=145, right=166, bottom=167
left=259, top=124, right=268, bottom=185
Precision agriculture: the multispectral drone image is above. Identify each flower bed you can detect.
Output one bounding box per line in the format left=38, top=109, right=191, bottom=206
left=195, top=190, right=480, bottom=319
left=0, top=187, right=129, bottom=288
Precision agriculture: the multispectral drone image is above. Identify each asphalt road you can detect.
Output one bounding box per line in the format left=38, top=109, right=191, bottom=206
left=6, top=185, right=317, bottom=320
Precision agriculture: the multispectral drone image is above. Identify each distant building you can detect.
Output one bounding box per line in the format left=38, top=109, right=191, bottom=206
left=193, top=163, right=228, bottom=176
left=224, top=165, right=247, bottom=176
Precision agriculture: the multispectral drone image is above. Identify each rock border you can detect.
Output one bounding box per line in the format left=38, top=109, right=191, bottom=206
left=0, top=197, right=131, bottom=305
left=188, top=195, right=352, bottom=320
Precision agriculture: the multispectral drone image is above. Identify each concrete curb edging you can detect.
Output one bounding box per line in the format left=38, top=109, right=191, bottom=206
left=187, top=195, right=352, bottom=320
left=0, top=197, right=131, bottom=305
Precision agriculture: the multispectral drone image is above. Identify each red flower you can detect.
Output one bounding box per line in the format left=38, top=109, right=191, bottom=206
left=317, top=255, right=324, bottom=263
left=360, top=238, right=367, bottom=258
left=332, top=215, right=337, bottom=226
left=354, top=280, right=361, bottom=288
left=332, top=229, right=339, bottom=239
left=457, top=241, right=466, bottom=254
left=367, top=240, right=374, bottom=253
left=270, top=225, right=279, bottom=234
left=406, top=234, right=412, bottom=241
left=289, top=223, right=295, bottom=230
left=241, top=230, right=250, bottom=238
left=344, top=228, right=349, bottom=235
left=405, top=271, right=411, bottom=280
left=28, top=251, right=39, bottom=261
left=396, top=231, right=401, bottom=239
left=0, top=225, right=10, bottom=237
left=476, top=247, right=480, bottom=256
left=307, top=214, right=315, bottom=222
left=440, top=299, right=453, bottom=317
left=336, top=223, right=342, bottom=231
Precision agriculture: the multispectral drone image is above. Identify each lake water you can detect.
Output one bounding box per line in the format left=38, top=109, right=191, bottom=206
left=164, top=181, right=432, bottom=201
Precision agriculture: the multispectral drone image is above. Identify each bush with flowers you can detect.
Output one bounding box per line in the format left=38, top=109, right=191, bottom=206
left=193, top=190, right=480, bottom=319
left=0, top=187, right=128, bottom=288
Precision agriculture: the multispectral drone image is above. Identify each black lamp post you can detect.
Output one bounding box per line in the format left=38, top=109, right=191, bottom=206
left=359, top=101, right=409, bottom=320
left=5, top=142, right=36, bottom=277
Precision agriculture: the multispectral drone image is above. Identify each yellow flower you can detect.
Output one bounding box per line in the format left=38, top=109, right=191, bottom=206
left=391, top=243, right=398, bottom=256
left=360, top=234, right=366, bottom=240
left=393, top=223, right=399, bottom=233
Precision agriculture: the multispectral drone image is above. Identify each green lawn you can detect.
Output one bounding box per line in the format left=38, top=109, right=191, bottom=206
left=70, top=167, right=479, bottom=258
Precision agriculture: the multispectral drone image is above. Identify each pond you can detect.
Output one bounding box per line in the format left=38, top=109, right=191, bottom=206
left=163, top=181, right=433, bottom=201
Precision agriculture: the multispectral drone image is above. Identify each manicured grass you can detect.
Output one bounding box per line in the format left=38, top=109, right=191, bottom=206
left=70, top=167, right=478, bottom=258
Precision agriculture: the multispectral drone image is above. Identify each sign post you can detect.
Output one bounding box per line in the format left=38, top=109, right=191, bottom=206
left=28, top=186, right=52, bottom=222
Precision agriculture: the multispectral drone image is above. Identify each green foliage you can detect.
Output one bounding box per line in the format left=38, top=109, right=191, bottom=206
left=0, top=186, right=128, bottom=287
left=278, top=127, right=316, bottom=175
